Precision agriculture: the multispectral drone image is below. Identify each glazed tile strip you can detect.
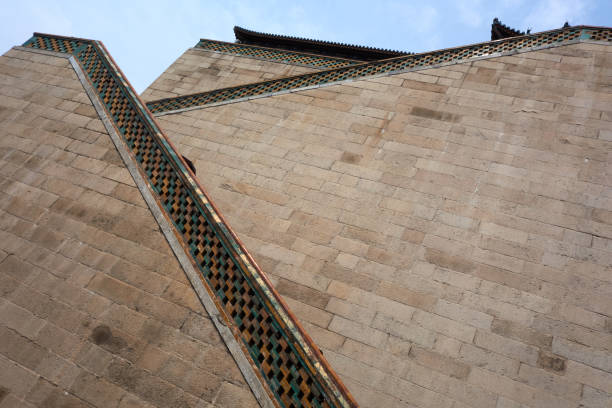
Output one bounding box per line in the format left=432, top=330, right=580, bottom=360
left=147, top=25, right=612, bottom=115
left=23, top=33, right=358, bottom=408
left=196, top=39, right=360, bottom=69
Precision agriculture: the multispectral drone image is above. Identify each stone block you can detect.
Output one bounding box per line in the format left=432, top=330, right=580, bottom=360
left=328, top=315, right=387, bottom=348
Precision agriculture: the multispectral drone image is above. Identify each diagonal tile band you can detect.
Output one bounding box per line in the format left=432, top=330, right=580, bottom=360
left=23, top=33, right=359, bottom=408
left=196, top=39, right=361, bottom=69
left=147, top=25, right=612, bottom=116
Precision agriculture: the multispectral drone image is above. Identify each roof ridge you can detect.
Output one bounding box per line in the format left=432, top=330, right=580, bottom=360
left=147, top=25, right=612, bottom=115
left=234, top=25, right=407, bottom=55
left=198, top=37, right=362, bottom=61
left=234, top=25, right=410, bottom=61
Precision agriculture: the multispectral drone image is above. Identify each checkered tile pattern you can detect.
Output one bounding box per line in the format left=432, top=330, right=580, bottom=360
left=147, top=26, right=612, bottom=115
left=23, top=33, right=356, bottom=408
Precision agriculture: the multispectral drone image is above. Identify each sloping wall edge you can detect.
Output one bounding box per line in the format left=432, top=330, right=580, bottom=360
left=20, top=34, right=358, bottom=408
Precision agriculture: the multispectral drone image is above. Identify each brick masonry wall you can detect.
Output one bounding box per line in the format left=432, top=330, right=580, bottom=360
left=151, top=42, right=612, bottom=408
left=141, top=48, right=317, bottom=101
left=0, top=48, right=257, bottom=408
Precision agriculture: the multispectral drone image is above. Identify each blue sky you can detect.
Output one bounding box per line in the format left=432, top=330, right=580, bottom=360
left=2, top=0, right=611, bottom=93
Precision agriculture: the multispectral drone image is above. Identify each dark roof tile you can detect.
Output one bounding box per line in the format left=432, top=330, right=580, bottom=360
left=491, top=18, right=525, bottom=40
left=234, top=26, right=410, bottom=61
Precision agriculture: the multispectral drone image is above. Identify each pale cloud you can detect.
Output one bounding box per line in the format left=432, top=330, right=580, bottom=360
left=26, top=3, right=73, bottom=36
left=524, top=0, right=590, bottom=31
left=387, top=2, right=439, bottom=33
left=414, top=6, right=440, bottom=34
left=499, top=0, right=526, bottom=7
left=455, top=0, right=486, bottom=28
left=0, top=1, right=73, bottom=53
left=379, top=2, right=441, bottom=51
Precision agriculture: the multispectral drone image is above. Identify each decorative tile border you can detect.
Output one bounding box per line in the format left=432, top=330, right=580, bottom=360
left=147, top=25, right=612, bottom=116
left=23, top=33, right=358, bottom=408
left=196, top=39, right=360, bottom=69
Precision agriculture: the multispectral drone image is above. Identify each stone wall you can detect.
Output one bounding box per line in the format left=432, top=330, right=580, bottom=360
left=0, top=47, right=257, bottom=408
left=141, top=48, right=317, bottom=101
left=151, top=42, right=612, bottom=408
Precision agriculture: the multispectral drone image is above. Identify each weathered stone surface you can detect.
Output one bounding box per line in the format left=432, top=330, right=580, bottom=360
left=149, top=41, right=612, bottom=408
left=0, top=48, right=256, bottom=407
left=141, top=48, right=317, bottom=101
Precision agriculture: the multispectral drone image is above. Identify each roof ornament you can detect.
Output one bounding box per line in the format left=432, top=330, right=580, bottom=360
left=491, top=18, right=525, bottom=40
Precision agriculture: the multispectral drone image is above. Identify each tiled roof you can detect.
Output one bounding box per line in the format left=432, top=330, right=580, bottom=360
left=234, top=26, right=409, bottom=61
